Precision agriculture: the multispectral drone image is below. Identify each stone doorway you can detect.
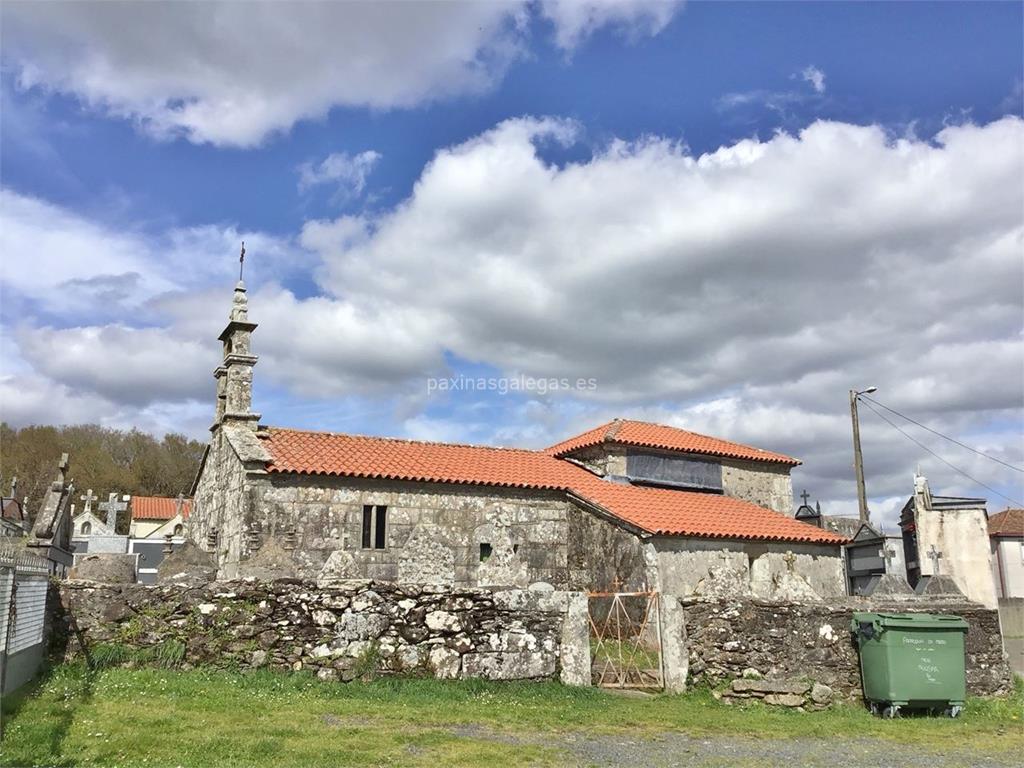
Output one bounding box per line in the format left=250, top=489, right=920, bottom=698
left=587, top=588, right=664, bottom=690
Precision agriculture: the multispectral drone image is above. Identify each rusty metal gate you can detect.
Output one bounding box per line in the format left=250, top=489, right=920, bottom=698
left=587, top=588, right=664, bottom=690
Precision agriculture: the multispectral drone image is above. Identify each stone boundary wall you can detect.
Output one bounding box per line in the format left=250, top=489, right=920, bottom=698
left=55, top=579, right=589, bottom=685
left=52, top=580, right=1012, bottom=701
left=677, top=597, right=1012, bottom=697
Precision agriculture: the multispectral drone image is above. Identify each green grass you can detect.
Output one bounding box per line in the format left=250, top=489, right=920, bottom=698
left=1, top=665, right=1021, bottom=767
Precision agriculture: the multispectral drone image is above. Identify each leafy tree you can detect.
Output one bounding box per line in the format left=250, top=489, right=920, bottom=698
left=0, top=423, right=205, bottom=532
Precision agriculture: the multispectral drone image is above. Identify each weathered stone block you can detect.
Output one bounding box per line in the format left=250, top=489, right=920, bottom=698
left=764, top=693, right=805, bottom=707
left=461, top=651, right=556, bottom=680
left=810, top=682, right=833, bottom=705
left=731, top=679, right=811, bottom=695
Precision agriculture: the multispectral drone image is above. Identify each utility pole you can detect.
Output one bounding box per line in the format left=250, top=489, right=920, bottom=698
left=850, top=387, right=876, bottom=522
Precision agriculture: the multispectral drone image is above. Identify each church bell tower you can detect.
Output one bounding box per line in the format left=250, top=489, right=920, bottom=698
left=213, top=247, right=260, bottom=431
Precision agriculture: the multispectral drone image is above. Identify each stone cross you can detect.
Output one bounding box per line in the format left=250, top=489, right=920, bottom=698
left=783, top=550, right=797, bottom=572
left=882, top=544, right=897, bottom=571
left=927, top=544, right=942, bottom=575
left=800, top=490, right=811, bottom=505
left=98, top=492, right=127, bottom=530
left=79, top=488, right=98, bottom=514
left=52, top=453, right=69, bottom=490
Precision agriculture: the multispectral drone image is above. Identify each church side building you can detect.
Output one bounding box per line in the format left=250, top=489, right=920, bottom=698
left=190, top=281, right=847, bottom=599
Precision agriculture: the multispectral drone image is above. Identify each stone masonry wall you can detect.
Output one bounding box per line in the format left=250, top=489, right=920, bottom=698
left=565, top=505, right=652, bottom=591
left=190, top=430, right=248, bottom=577
left=242, top=476, right=574, bottom=588
left=677, top=597, right=1012, bottom=697
left=720, top=458, right=794, bottom=517
left=54, top=579, right=589, bottom=685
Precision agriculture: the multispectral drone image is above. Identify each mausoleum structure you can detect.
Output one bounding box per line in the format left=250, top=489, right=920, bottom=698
left=900, top=474, right=998, bottom=608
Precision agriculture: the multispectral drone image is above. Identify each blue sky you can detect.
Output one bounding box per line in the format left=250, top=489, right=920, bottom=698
left=1, top=1, right=1022, bottom=527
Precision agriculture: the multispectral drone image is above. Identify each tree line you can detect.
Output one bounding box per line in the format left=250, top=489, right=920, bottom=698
left=0, top=423, right=205, bottom=529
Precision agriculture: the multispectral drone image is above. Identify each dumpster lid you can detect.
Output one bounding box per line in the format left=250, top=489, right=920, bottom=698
left=853, top=612, right=969, bottom=631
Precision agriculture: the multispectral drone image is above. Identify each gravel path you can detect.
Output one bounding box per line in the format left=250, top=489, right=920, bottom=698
left=450, top=726, right=1021, bottom=767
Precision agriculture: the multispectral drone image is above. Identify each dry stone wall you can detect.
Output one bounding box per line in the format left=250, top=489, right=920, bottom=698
left=55, top=579, right=589, bottom=685
left=677, top=597, right=1012, bottom=697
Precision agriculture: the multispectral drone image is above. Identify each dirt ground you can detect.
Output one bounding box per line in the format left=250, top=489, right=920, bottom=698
left=450, top=725, right=1022, bottom=767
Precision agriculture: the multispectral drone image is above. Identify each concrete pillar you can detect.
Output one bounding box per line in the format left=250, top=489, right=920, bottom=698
left=559, top=592, right=591, bottom=687
left=660, top=594, right=689, bottom=694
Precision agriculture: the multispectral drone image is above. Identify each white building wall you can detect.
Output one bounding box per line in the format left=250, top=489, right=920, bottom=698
left=992, top=537, right=1024, bottom=599
left=648, top=537, right=846, bottom=600
left=912, top=477, right=998, bottom=608
left=130, top=515, right=185, bottom=539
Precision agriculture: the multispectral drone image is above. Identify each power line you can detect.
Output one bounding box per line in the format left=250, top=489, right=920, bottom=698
left=858, top=398, right=1024, bottom=507
left=860, top=395, right=1023, bottom=473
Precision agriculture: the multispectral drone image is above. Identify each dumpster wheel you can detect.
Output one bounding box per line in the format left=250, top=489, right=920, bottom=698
left=882, top=705, right=901, bottom=719
left=946, top=705, right=963, bottom=718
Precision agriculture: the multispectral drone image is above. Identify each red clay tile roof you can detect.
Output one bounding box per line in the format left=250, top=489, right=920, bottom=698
left=989, top=508, right=1024, bottom=538
left=131, top=496, right=191, bottom=521
left=260, top=428, right=841, bottom=545
left=545, top=419, right=801, bottom=466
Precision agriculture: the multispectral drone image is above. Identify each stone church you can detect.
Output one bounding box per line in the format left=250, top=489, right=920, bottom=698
left=189, top=281, right=847, bottom=599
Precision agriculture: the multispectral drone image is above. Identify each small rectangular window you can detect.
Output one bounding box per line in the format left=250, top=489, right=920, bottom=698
left=480, top=542, right=493, bottom=562
left=361, top=505, right=373, bottom=549
left=374, top=506, right=387, bottom=549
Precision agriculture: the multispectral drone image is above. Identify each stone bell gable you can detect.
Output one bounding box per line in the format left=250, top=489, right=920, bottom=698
left=188, top=280, right=848, bottom=597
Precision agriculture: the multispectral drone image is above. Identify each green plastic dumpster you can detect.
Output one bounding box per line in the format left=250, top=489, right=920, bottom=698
left=851, top=612, right=968, bottom=718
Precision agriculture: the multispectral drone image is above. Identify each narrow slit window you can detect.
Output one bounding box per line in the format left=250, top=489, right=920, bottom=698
left=479, top=543, right=493, bottom=562
left=361, top=505, right=373, bottom=549
left=374, top=506, right=387, bottom=549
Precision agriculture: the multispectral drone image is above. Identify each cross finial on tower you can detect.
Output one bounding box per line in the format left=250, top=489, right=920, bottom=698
left=239, top=241, right=246, bottom=281
left=800, top=489, right=811, bottom=505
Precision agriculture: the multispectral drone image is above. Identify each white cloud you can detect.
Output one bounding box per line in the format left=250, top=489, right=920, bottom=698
left=296, top=115, right=1024, bottom=517
left=14, top=324, right=214, bottom=406
left=0, top=362, right=210, bottom=439
left=0, top=189, right=174, bottom=314
left=2, top=114, right=1021, bottom=521
left=297, top=150, right=382, bottom=199
left=0, top=189, right=312, bottom=320
left=800, top=65, right=826, bottom=94
left=540, top=0, right=682, bottom=50
left=2, top=1, right=684, bottom=147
